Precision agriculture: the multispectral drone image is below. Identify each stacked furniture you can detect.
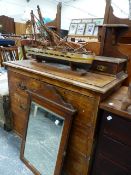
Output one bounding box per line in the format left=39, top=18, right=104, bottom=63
left=0, top=44, right=18, bottom=130
left=0, top=15, right=15, bottom=34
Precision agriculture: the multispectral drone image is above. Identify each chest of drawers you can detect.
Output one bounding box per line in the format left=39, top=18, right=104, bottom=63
left=92, top=87, right=131, bottom=175
left=5, top=60, right=127, bottom=175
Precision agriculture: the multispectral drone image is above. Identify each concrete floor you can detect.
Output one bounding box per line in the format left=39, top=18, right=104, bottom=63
left=0, top=127, right=33, bottom=175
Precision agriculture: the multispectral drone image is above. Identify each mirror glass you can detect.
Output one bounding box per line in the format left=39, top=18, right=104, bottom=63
left=24, top=101, right=64, bottom=175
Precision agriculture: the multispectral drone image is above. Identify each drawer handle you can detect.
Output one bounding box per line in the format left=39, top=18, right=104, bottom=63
left=107, top=116, right=112, bottom=121
left=20, top=104, right=27, bottom=111
left=17, top=82, right=27, bottom=91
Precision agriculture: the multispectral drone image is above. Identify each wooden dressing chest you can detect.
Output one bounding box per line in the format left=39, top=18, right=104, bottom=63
left=91, top=87, right=131, bottom=175
left=5, top=60, right=127, bottom=175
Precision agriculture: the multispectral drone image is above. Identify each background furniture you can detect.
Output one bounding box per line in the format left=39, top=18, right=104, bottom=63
left=91, top=86, right=131, bottom=175
left=0, top=45, right=19, bottom=128
left=0, top=46, right=19, bottom=66
left=15, top=22, right=26, bottom=35
left=99, top=0, right=131, bottom=85
left=46, top=2, right=61, bottom=35
left=0, top=72, right=8, bottom=126
left=0, top=39, right=15, bottom=46
left=0, top=15, right=15, bottom=34
left=0, top=69, right=12, bottom=131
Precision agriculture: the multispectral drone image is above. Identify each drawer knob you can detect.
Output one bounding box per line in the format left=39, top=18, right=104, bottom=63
left=107, top=116, right=112, bottom=121
left=18, top=82, right=27, bottom=91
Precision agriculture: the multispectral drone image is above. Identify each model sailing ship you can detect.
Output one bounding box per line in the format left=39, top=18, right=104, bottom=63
left=26, top=5, right=95, bottom=69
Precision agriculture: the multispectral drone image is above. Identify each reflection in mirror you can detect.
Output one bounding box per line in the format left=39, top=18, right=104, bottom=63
left=111, top=0, right=129, bottom=18
left=24, top=102, right=64, bottom=175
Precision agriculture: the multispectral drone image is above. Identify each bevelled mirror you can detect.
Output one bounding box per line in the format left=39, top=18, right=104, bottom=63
left=20, top=86, right=76, bottom=175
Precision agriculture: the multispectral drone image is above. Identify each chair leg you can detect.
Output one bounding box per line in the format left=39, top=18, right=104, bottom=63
left=33, top=105, right=38, bottom=117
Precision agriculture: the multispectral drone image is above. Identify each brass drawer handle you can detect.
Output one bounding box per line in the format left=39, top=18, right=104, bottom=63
left=17, top=82, right=27, bottom=91
left=97, top=65, right=107, bottom=72
left=20, top=104, right=27, bottom=111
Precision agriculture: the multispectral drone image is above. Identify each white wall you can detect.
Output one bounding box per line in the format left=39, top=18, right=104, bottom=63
left=111, top=0, right=129, bottom=18
left=0, top=0, right=57, bottom=22
left=61, top=0, right=106, bottom=30
left=0, top=0, right=130, bottom=30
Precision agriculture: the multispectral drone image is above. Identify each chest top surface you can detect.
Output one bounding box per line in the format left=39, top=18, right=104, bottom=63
left=100, top=86, right=131, bottom=120
left=4, top=60, right=127, bottom=94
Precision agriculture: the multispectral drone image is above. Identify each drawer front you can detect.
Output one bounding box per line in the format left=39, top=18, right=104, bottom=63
left=92, top=154, right=131, bottom=175
left=102, top=111, right=131, bottom=146
left=12, top=112, right=26, bottom=136
left=8, top=70, right=28, bottom=94
left=10, top=93, right=28, bottom=116
left=8, top=70, right=41, bottom=94
left=91, top=61, right=118, bottom=75
left=10, top=92, right=28, bottom=136
left=97, top=135, right=131, bottom=169
left=91, top=61, right=126, bottom=75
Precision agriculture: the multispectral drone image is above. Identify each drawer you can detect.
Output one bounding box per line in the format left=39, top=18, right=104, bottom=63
left=68, top=123, right=94, bottom=156
left=12, top=112, right=26, bottom=136
left=102, top=111, right=131, bottom=146
left=8, top=70, right=41, bottom=94
left=8, top=70, right=28, bottom=94
left=97, top=135, right=131, bottom=169
left=10, top=93, right=28, bottom=116
left=92, top=154, right=131, bottom=175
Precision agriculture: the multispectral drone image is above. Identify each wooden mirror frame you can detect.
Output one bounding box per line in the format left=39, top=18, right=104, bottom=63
left=20, top=86, right=76, bottom=175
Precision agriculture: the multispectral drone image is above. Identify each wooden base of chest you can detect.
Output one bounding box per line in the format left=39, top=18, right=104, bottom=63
left=5, top=59, right=127, bottom=175
left=8, top=67, right=100, bottom=175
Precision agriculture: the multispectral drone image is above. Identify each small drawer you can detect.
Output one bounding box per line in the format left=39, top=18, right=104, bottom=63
left=102, top=111, right=131, bottom=147
left=97, top=135, right=131, bottom=169
left=10, top=93, right=28, bottom=116
left=12, top=112, right=26, bottom=137
left=8, top=70, right=28, bottom=94
left=27, top=79, right=41, bottom=92
left=92, top=154, right=131, bottom=175
left=8, top=70, right=41, bottom=94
